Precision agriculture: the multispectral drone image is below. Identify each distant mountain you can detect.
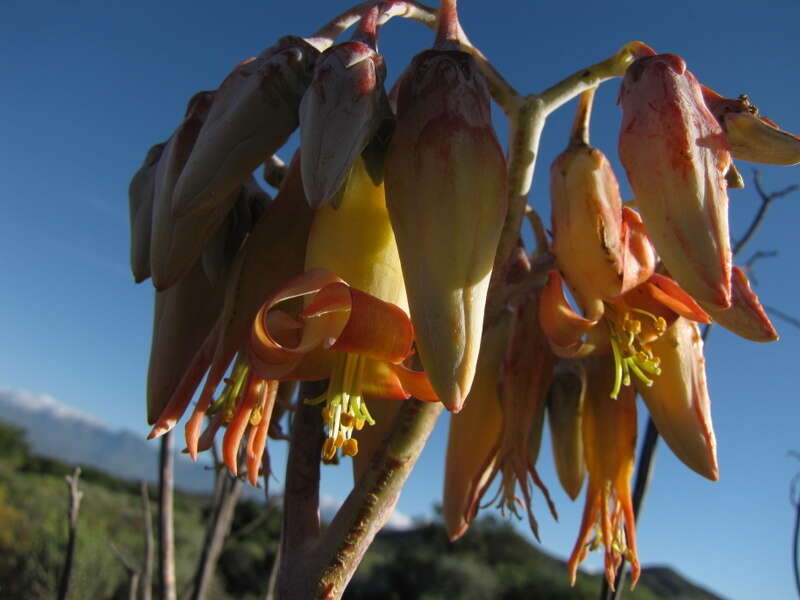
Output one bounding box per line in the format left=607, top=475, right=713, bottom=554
left=638, top=567, right=726, bottom=600
left=0, top=386, right=213, bottom=493
left=0, top=386, right=416, bottom=525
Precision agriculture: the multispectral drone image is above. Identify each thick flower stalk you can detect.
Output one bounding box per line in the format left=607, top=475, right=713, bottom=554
left=619, top=52, right=733, bottom=309
left=385, top=3, right=507, bottom=412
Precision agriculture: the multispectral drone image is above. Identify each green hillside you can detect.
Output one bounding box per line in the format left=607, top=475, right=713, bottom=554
left=0, top=420, right=722, bottom=600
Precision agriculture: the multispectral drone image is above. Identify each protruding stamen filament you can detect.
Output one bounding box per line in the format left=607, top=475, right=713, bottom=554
left=314, top=353, right=372, bottom=461
left=608, top=310, right=665, bottom=398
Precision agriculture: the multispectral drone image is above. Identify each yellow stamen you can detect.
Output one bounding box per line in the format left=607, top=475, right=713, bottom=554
left=317, top=353, right=371, bottom=461
left=342, top=438, right=358, bottom=456
left=607, top=309, right=666, bottom=398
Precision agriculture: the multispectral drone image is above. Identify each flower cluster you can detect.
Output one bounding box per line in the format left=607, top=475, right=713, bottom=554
left=129, top=1, right=799, bottom=591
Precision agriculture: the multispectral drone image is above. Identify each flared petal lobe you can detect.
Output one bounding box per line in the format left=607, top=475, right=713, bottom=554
left=386, top=49, right=507, bottom=412
left=619, top=54, right=732, bottom=309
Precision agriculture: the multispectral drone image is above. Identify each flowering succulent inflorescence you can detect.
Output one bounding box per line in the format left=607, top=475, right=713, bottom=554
left=129, top=1, right=797, bottom=592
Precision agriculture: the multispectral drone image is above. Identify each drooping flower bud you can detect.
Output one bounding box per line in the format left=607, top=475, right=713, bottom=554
left=385, top=40, right=507, bottom=412
left=551, top=142, right=626, bottom=318
left=147, top=155, right=313, bottom=441
left=546, top=361, right=586, bottom=501
left=300, top=8, right=389, bottom=208
left=200, top=177, right=270, bottom=286
left=150, top=91, right=216, bottom=290
left=703, top=87, right=800, bottom=166
left=172, top=37, right=319, bottom=217
left=637, top=318, right=719, bottom=480
left=128, top=142, right=165, bottom=283
left=619, top=54, right=733, bottom=309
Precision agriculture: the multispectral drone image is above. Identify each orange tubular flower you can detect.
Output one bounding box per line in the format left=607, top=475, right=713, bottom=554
left=492, top=290, right=558, bottom=540
left=619, top=53, right=733, bottom=310
left=540, top=269, right=710, bottom=399
left=249, top=155, right=438, bottom=461
left=150, top=153, right=437, bottom=475
left=568, top=355, right=639, bottom=590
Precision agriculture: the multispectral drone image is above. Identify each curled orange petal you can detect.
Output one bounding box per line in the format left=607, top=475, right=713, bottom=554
left=626, top=274, right=711, bottom=324
left=249, top=268, right=347, bottom=378
left=328, top=286, right=414, bottom=363
left=539, top=270, right=599, bottom=357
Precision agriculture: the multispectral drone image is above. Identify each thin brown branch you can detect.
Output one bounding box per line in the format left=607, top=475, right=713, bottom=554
left=191, top=468, right=244, bottom=600
left=57, top=467, right=83, bottom=600
left=159, top=431, right=177, bottom=600
left=734, top=170, right=799, bottom=256
left=141, top=481, right=154, bottom=600
left=111, top=542, right=142, bottom=600
left=311, top=399, right=443, bottom=600
left=766, top=305, right=800, bottom=330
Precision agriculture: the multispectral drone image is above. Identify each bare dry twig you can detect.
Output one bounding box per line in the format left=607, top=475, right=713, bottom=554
left=141, top=481, right=154, bottom=600
left=159, top=431, right=177, bottom=600
left=57, top=467, right=83, bottom=600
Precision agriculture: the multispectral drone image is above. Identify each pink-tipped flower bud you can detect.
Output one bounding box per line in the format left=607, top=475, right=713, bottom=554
left=299, top=12, right=388, bottom=208
left=619, top=54, right=732, bottom=309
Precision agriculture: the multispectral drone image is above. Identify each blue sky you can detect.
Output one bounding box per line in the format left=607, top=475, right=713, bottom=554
left=2, top=1, right=800, bottom=598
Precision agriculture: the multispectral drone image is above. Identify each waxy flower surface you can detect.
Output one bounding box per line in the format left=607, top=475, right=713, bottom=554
left=619, top=53, right=733, bottom=309
left=386, top=40, right=507, bottom=412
